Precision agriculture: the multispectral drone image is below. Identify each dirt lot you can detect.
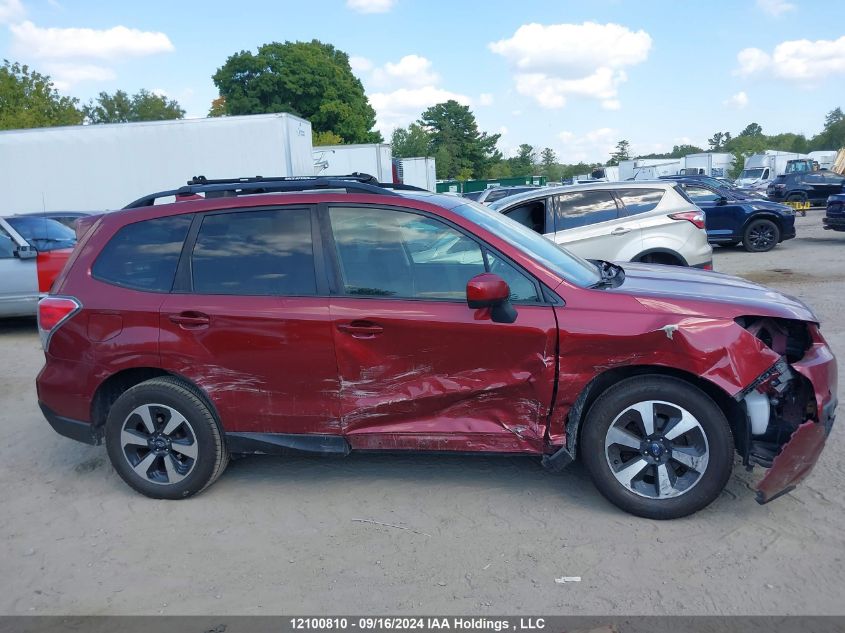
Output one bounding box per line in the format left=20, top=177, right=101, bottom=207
left=1, top=211, right=844, bottom=616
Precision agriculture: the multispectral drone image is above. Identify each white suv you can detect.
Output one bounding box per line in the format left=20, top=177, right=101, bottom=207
left=488, top=181, right=713, bottom=268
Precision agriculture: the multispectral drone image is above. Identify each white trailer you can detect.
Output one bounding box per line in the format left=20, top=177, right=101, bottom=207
left=395, top=157, right=436, bottom=191
left=679, top=153, right=735, bottom=178
left=736, top=150, right=810, bottom=189
left=313, top=143, right=394, bottom=182
left=0, top=113, right=313, bottom=213
left=618, top=159, right=682, bottom=181
left=808, top=150, right=837, bottom=170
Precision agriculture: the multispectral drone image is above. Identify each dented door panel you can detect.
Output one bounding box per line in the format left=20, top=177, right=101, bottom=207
left=330, top=298, right=557, bottom=452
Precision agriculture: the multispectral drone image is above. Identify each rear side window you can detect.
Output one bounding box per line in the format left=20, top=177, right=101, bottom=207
left=6, top=216, right=76, bottom=252
left=93, top=215, right=192, bottom=292
left=191, top=208, right=316, bottom=296
left=616, top=189, right=665, bottom=215
left=555, top=190, right=619, bottom=230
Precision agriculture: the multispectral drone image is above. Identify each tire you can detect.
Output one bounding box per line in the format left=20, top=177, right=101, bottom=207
left=580, top=376, right=733, bottom=519
left=743, top=218, right=780, bottom=252
left=105, top=376, right=228, bottom=499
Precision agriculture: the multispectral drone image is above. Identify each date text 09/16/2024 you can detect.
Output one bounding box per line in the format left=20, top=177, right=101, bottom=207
left=289, top=618, right=546, bottom=631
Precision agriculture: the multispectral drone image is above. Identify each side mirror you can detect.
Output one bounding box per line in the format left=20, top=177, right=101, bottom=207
left=15, top=245, right=37, bottom=260
left=715, top=196, right=728, bottom=206
left=466, top=273, right=517, bottom=324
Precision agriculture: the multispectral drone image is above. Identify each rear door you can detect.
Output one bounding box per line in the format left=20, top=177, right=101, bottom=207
left=680, top=183, right=739, bottom=242
left=323, top=203, right=558, bottom=453
left=552, top=189, right=639, bottom=261
left=159, top=206, right=341, bottom=436
left=0, top=219, right=38, bottom=317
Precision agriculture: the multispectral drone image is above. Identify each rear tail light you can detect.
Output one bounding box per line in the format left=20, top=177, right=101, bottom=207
left=669, top=210, right=706, bottom=230
left=38, top=296, right=81, bottom=349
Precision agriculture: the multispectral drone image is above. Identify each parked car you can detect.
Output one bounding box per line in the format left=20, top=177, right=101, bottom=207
left=675, top=180, right=796, bottom=252
left=767, top=170, right=845, bottom=208
left=488, top=181, right=713, bottom=268
left=36, top=176, right=836, bottom=519
left=30, top=211, right=94, bottom=230
left=1, top=216, right=76, bottom=318
left=822, top=193, right=845, bottom=232
left=463, top=186, right=540, bottom=205
left=660, top=174, right=766, bottom=199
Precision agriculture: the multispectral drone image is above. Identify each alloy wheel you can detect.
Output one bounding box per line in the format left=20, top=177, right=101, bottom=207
left=604, top=400, right=710, bottom=499
left=120, top=403, right=199, bottom=485
left=747, top=223, right=777, bottom=250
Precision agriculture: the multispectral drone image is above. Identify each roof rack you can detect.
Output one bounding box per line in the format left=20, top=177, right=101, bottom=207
left=123, top=172, right=425, bottom=209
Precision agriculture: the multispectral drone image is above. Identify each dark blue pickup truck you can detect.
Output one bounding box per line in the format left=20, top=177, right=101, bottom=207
left=674, top=178, right=796, bottom=252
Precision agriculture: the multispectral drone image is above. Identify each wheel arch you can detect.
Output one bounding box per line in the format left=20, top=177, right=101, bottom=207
left=741, top=212, right=784, bottom=233
left=565, top=364, right=747, bottom=460
left=633, top=248, right=688, bottom=266
left=90, top=367, right=222, bottom=433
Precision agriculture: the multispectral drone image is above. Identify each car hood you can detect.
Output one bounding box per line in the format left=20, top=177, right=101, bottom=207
left=606, top=262, right=818, bottom=322
left=746, top=199, right=793, bottom=212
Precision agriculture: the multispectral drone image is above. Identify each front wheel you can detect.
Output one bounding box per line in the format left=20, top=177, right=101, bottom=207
left=105, top=377, right=228, bottom=499
left=581, top=376, right=733, bottom=519
left=743, top=218, right=780, bottom=252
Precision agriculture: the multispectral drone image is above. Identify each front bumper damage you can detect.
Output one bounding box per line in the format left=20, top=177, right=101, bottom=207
left=735, top=319, right=837, bottom=504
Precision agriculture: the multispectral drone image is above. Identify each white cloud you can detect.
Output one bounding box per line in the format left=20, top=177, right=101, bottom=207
left=346, top=0, right=396, bottom=13
left=349, top=55, right=374, bottom=73
left=44, top=63, right=116, bottom=90
left=369, top=86, right=472, bottom=136
left=756, top=0, right=795, bottom=17
left=372, top=54, right=438, bottom=88
left=479, top=93, right=494, bottom=106
left=0, top=0, right=24, bottom=24
left=489, top=22, right=652, bottom=109
left=557, top=127, right=618, bottom=164
left=735, top=36, right=845, bottom=83
left=10, top=20, right=174, bottom=60
left=152, top=87, right=168, bottom=97
left=723, top=91, right=749, bottom=109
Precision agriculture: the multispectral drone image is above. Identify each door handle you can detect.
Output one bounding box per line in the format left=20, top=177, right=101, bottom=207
left=610, top=227, right=632, bottom=235
left=169, top=312, right=210, bottom=329
left=337, top=320, right=384, bottom=338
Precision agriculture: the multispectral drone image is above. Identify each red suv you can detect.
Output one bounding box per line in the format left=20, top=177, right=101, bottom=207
left=36, top=176, right=837, bottom=519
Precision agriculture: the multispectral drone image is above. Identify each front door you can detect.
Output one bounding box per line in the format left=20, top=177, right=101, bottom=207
left=680, top=183, right=738, bottom=242
left=323, top=204, right=558, bottom=453
left=0, top=220, right=38, bottom=317
left=552, top=190, right=640, bottom=261
left=159, top=206, right=341, bottom=435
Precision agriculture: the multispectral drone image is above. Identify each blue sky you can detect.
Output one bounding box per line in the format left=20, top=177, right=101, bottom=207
left=1, top=0, right=844, bottom=163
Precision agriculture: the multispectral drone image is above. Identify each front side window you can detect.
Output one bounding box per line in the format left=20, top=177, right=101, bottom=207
left=191, top=208, right=316, bottom=296
left=616, top=188, right=665, bottom=215
left=682, top=185, right=721, bottom=203
left=556, top=191, right=619, bottom=229
left=92, top=215, right=192, bottom=292
left=504, top=199, right=547, bottom=234
left=485, top=251, right=540, bottom=303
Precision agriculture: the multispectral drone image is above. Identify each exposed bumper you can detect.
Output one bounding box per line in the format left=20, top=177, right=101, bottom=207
left=39, top=402, right=102, bottom=445
left=822, top=216, right=845, bottom=231
left=691, top=260, right=713, bottom=270
left=755, top=340, right=837, bottom=504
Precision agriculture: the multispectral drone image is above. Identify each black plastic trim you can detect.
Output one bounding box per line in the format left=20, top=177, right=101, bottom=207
left=226, top=432, right=350, bottom=456
left=40, top=403, right=101, bottom=445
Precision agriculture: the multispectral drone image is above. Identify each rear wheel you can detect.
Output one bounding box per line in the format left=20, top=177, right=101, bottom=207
left=105, top=377, right=228, bottom=499
left=580, top=376, right=733, bottom=519
left=743, top=218, right=780, bottom=252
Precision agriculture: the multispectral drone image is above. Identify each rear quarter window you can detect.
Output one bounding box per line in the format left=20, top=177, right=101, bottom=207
left=615, top=188, right=665, bottom=215
left=92, top=215, right=192, bottom=292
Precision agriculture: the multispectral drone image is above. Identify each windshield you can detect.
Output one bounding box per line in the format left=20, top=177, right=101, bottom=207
left=452, top=200, right=602, bottom=288
left=6, top=216, right=77, bottom=252
left=740, top=168, right=765, bottom=180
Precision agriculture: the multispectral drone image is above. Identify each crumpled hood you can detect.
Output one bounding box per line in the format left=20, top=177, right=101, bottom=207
left=607, top=262, right=818, bottom=322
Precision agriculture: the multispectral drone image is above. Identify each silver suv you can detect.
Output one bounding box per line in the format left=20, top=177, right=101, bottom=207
left=488, top=181, right=713, bottom=268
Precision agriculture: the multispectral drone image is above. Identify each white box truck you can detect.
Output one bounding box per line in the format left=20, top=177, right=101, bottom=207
left=808, top=150, right=837, bottom=170
left=313, top=143, right=394, bottom=182
left=618, top=159, right=682, bottom=180
left=736, top=150, right=810, bottom=190
left=679, top=153, right=735, bottom=178
left=394, top=157, right=436, bottom=191
left=0, top=113, right=314, bottom=213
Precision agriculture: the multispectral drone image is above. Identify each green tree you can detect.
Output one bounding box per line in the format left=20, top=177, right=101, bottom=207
left=811, top=106, right=845, bottom=150
left=739, top=122, right=763, bottom=138
left=708, top=132, right=732, bottom=151
left=539, top=147, right=558, bottom=179
left=212, top=39, right=381, bottom=143
left=0, top=60, right=82, bottom=130
left=608, top=139, right=630, bottom=166
left=391, top=123, right=430, bottom=158
left=509, top=143, right=537, bottom=176
left=313, top=130, right=343, bottom=146
left=419, top=100, right=501, bottom=179
left=83, top=89, right=185, bottom=124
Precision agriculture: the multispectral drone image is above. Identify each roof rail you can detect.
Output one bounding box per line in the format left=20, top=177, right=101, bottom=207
left=123, top=172, right=411, bottom=209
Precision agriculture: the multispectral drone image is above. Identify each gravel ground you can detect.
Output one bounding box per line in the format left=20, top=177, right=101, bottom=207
left=1, top=210, right=843, bottom=616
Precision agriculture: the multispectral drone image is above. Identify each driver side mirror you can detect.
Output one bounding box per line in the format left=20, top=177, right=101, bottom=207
left=716, top=196, right=728, bottom=206
left=14, top=245, right=37, bottom=260
left=466, top=273, right=517, bottom=324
